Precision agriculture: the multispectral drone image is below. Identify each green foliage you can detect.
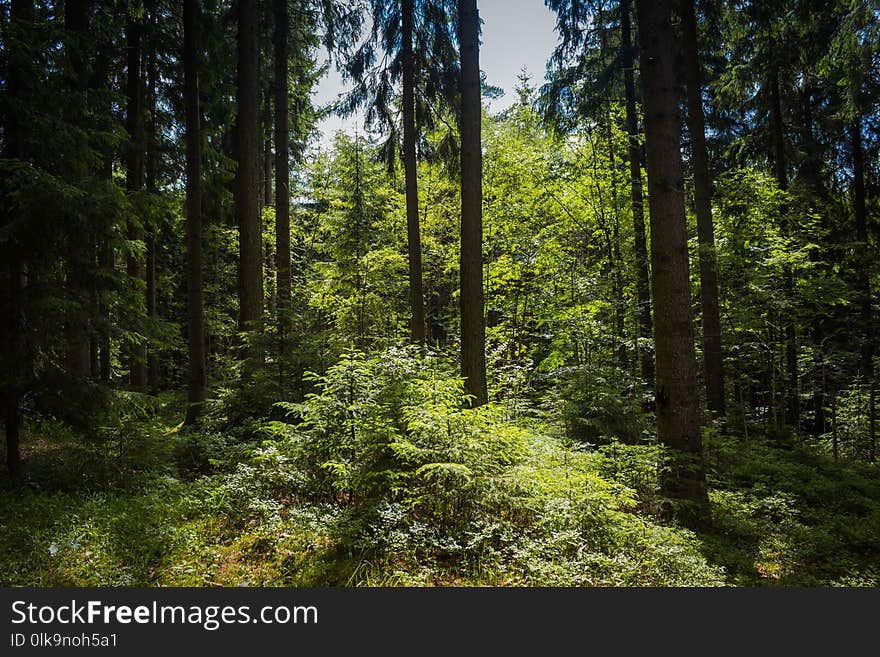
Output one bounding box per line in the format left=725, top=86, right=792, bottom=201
left=254, top=347, right=723, bottom=585
left=5, top=377, right=880, bottom=587
left=702, top=432, right=880, bottom=585
left=3, top=0, right=879, bottom=593
left=303, top=135, right=408, bottom=351
left=273, top=346, right=517, bottom=510
left=553, top=365, right=648, bottom=445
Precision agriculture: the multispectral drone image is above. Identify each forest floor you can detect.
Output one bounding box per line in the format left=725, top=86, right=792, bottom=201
left=1, top=391, right=879, bottom=587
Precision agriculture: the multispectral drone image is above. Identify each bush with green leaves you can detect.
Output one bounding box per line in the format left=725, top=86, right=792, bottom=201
left=254, top=346, right=724, bottom=585
left=269, top=346, right=523, bottom=516
left=550, top=364, right=648, bottom=446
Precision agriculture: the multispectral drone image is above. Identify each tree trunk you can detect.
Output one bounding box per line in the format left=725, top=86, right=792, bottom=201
left=2, top=0, right=35, bottom=483
left=621, top=0, right=654, bottom=391
left=235, top=0, right=264, bottom=360
left=831, top=391, right=838, bottom=460
left=98, top=239, right=113, bottom=384
left=3, top=253, right=25, bottom=483
left=681, top=0, right=724, bottom=418
left=769, top=68, right=798, bottom=429
left=274, top=0, right=291, bottom=346
left=126, top=12, right=147, bottom=390
left=64, top=0, right=92, bottom=379
left=90, top=42, right=114, bottom=385
left=184, top=0, right=206, bottom=424
left=636, top=0, right=707, bottom=506
left=458, top=0, right=488, bottom=406
left=402, top=0, right=426, bottom=344
left=146, top=4, right=159, bottom=392
left=852, top=119, right=875, bottom=459
left=264, top=132, right=273, bottom=208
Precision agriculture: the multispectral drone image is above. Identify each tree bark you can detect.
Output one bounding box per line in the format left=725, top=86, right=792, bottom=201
left=851, top=119, right=875, bottom=459
left=126, top=11, right=147, bottom=389
left=264, top=132, right=273, bottom=208
left=636, top=0, right=707, bottom=506
left=458, top=0, right=488, bottom=406
left=274, top=0, right=291, bottom=344
left=2, top=0, right=35, bottom=483
left=681, top=0, right=724, bottom=418
left=90, top=42, right=114, bottom=384
left=3, top=252, right=25, bottom=484
left=769, top=68, right=799, bottom=429
left=235, top=0, right=264, bottom=361
left=146, top=3, right=159, bottom=392
left=64, top=0, right=92, bottom=379
left=184, top=0, right=206, bottom=424
left=402, top=0, right=426, bottom=343
left=621, top=0, right=654, bottom=390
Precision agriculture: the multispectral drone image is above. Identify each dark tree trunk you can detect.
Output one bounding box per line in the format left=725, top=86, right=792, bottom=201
left=799, top=86, right=826, bottom=436
left=636, top=0, right=707, bottom=506
left=402, top=0, right=426, bottom=344
left=3, top=252, right=25, bottom=484
left=264, top=132, right=273, bottom=208
left=65, top=0, right=89, bottom=89
left=184, top=0, right=206, bottom=424
left=681, top=0, right=724, bottom=418
left=770, top=71, right=788, bottom=193
left=769, top=68, right=799, bottom=428
left=274, top=0, right=291, bottom=346
left=3, top=0, right=35, bottom=483
left=235, top=0, right=264, bottom=360
left=146, top=4, right=159, bottom=392
left=596, top=5, right=625, bottom=373
left=458, top=0, right=488, bottom=406
left=98, top=238, right=113, bottom=384
left=64, top=0, right=92, bottom=379
left=853, top=119, right=872, bottom=375
left=90, top=43, right=114, bottom=384
left=852, top=119, right=875, bottom=459
left=125, top=11, right=147, bottom=389
left=621, top=0, right=654, bottom=390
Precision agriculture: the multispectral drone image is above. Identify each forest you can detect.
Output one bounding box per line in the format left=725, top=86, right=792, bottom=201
left=0, top=0, right=878, bottom=588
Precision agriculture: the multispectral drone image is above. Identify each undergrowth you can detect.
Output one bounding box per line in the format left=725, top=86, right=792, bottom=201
left=1, top=347, right=878, bottom=587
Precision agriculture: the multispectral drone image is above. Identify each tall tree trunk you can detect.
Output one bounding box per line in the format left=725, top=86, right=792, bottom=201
left=402, top=0, right=427, bottom=344
left=184, top=0, right=206, bottom=424
left=769, top=68, right=798, bottom=429
left=3, top=0, right=35, bottom=483
left=235, top=0, right=264, bottom=361
left=275, top=0, right=291, bottom=382
left=636, top=0, right=707, bottom=507
left=596, top=5, right=625, bottom=373
left=458, top=0, right=488, bottom=406
left=274, top=0, right=291, bottom=361
left=98, top=239, right=113, bottom=384
left=800, top=86, right=826, bottom=436
left=3, top=257, right=24, bottom=484
left=64, top=0, right=92, bottom=379
left=91, top=44, right=114, bottom=384
left=126, top=10, right=147, bottom=389
left=852, top=118, right=875, bottom=460
left=681, top=0, right=724, bottom=418
left=145, top=3, right=159, bottom=392
left=621, top=0, right=654, bottom=390
left=264, top=131, right=273, bottom=208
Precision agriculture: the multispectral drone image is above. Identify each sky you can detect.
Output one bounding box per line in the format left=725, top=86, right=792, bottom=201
left=309, top=0, right=560, bottom=148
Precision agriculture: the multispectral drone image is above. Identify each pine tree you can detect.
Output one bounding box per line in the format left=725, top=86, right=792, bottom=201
left=184, top=0, right=206, bottom=424
left=636, top=0, right=707, bottom=506
left=682, top=0, right=725, bottom=418
left=235, top=0, right=264, bottom=364
left=458, top=0, right=488, bottom=406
